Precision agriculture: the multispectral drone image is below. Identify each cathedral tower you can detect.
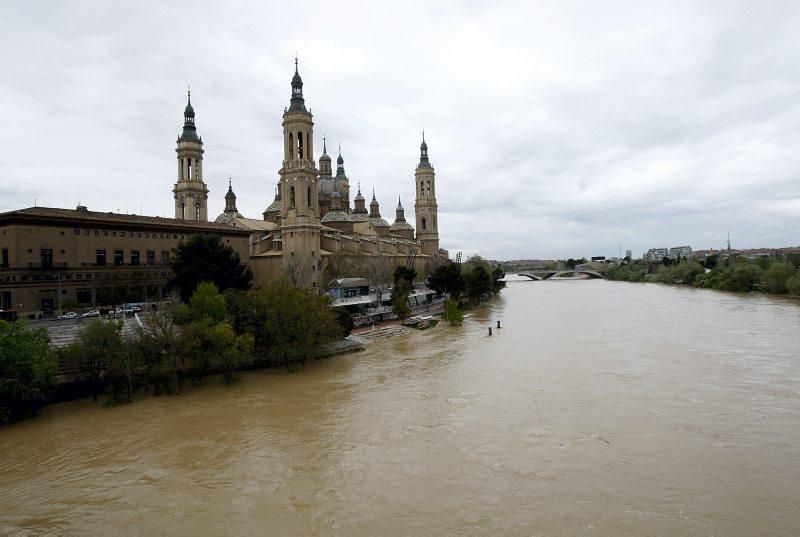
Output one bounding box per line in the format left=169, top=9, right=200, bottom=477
left=335, top=146, right=351, bottom=212
left=173, top=91, right=209, bottom=221
left=279, top=59, right=322, bottom=287
left=214, top=178, right=244, bottom=224
left=317, top=137, right=334, bottom=218
left=414, top=133, right=439, bottom=258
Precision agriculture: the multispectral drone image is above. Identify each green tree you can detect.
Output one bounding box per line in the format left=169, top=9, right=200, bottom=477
left=606, top=261, right=647, bottom=282
left=762, top=263, right=795, bottom=294
left=104, top=337, right=142, bottom=405
left=719, top=263, right=763, bottom=292
left=391, top=265, right=417, bottom=321
left=392, top=295, right=412, bottom=322
left=68, top=320, right=124, bottom=401
left=136, top=311, right=188, bottom=395
left=679, top=262, right=706, bottom=285
left=0, top=321, right=58, bottom=423
left=333, top=308, right=354, bottom=338
left=701, top=255, right=719, bottom=270
left=442, top=299, right=463, bottom=326
left=169, top=234, right=252, bottom=302
left=465, top=265, right=493, bottom=300
left=225, top=279, right=341, bottom=367
left=428, top=262, right=465, bottom=297
left=177, top=283, right=253, bottom=384
left=188, top=282, right=227, bottom=323
left=393, top=265, right=417, bottom=295
left=565, top=258, right=587, bottom=269
left=491, top=267, right=506, bottom=293
left=786, top=270, right=800, bottom=297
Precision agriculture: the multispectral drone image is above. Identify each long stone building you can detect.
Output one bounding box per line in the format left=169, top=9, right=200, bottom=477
left=0, top=208, right=250, bottom=315
left=0, top=60, right=445, bottom=316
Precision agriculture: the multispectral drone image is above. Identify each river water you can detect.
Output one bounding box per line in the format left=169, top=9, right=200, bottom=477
left=2, top=279, right=800, bottom=535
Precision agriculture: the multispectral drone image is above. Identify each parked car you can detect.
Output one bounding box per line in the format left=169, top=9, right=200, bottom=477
left=113, top=307, right=124, bottom=314
left=124, top=305, right=142, bottom=314
left=58, top=311, right=77, bottom=320
left=82, top=310, right=101, bottom=318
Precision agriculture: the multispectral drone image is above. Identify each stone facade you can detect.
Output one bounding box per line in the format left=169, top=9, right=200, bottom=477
left=0, top=207, right=250, bottom=316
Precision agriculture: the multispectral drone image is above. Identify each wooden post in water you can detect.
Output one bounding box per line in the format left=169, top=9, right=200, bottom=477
left=497, top=320, right=501, bottom=329
left=488, top=327, right=493, bottom=336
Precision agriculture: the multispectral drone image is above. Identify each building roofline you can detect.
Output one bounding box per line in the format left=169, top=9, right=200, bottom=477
left=0, top=206, right=251, bottom=235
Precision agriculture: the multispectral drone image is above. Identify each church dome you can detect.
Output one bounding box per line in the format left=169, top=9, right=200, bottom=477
left=349, top=212, right=369, bottom=223
left=390, top=220, right=414, bottom=232
left=370, top=217, right=390, bottom=228
left=215, top=210, right=244, bottom=224
left=264, top=197, right=282, bottom=214
left=321, top=210, right=350, bottom=223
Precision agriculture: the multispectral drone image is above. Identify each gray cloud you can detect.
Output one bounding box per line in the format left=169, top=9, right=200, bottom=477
left=1, top=1, right=799, bottom=259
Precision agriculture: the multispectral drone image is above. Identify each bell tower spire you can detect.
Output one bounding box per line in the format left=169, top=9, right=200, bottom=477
left=414, top=131, right=439, bottom=258
left=173, top=89, right=208, bottom=221
left=279, top=57, right=321, bottom=288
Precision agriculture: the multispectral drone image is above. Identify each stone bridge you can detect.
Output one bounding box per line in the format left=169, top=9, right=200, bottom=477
left=517, top=270, right=606, bottom=280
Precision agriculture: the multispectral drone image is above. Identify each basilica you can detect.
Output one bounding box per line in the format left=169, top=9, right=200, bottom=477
left=0, top=61, right=445, bottom=316
left=172, top=60, right=445, bottom=288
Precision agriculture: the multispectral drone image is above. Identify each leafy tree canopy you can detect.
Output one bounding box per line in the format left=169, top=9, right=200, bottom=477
left=169, top=234, right=252, bottom=302
left=428, top=262, right=464, bottom=296
left=466, top=264, right=493, bottom=300
left=225, top=279, right=341, bottom=361
left=1, top=321, right=58, bottom=422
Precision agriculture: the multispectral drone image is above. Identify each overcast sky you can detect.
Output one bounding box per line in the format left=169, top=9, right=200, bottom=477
left=1, top=1, right=799, bottom=260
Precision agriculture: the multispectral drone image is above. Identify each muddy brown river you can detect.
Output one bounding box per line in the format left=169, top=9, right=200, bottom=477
left=2, top=279, right=800, bottom=535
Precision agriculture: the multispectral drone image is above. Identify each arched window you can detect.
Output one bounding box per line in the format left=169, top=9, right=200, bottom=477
left=420, top=181, right=424, bottom=195
left=290, top=186, right=296, bottom=208
left=195, top=203, right=200, bottom=221
left=289, top=133, right=293, bottom=158
left=307, top=186, right=311, bottom=208
left=187, top=158, right=192, bottom=180
left=427, top=181, right=431, bottom=195
left=422, top=217, right=427, bottom=230
left=297, top=131, right=303, bottom=159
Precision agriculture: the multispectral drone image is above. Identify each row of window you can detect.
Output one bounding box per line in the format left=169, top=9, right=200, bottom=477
left=0, top=270, right=169, bottom=284
left=95, top=249, right=169, bottom=267
left=74, top=229, right=184, bottom=240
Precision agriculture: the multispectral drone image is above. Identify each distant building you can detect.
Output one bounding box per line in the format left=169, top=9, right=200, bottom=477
left=643, top=248, right=669, bottom=261
left=625, top=249, right=632, bottom=259
left=643, top=246, right=692, bottom=262
left=668, top=245, right=693, bottom=261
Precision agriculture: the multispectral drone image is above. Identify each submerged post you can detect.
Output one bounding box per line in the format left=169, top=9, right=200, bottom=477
left=488, top=327, right=492, bottom=336
left=497, top=320, right=501, bottom=329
